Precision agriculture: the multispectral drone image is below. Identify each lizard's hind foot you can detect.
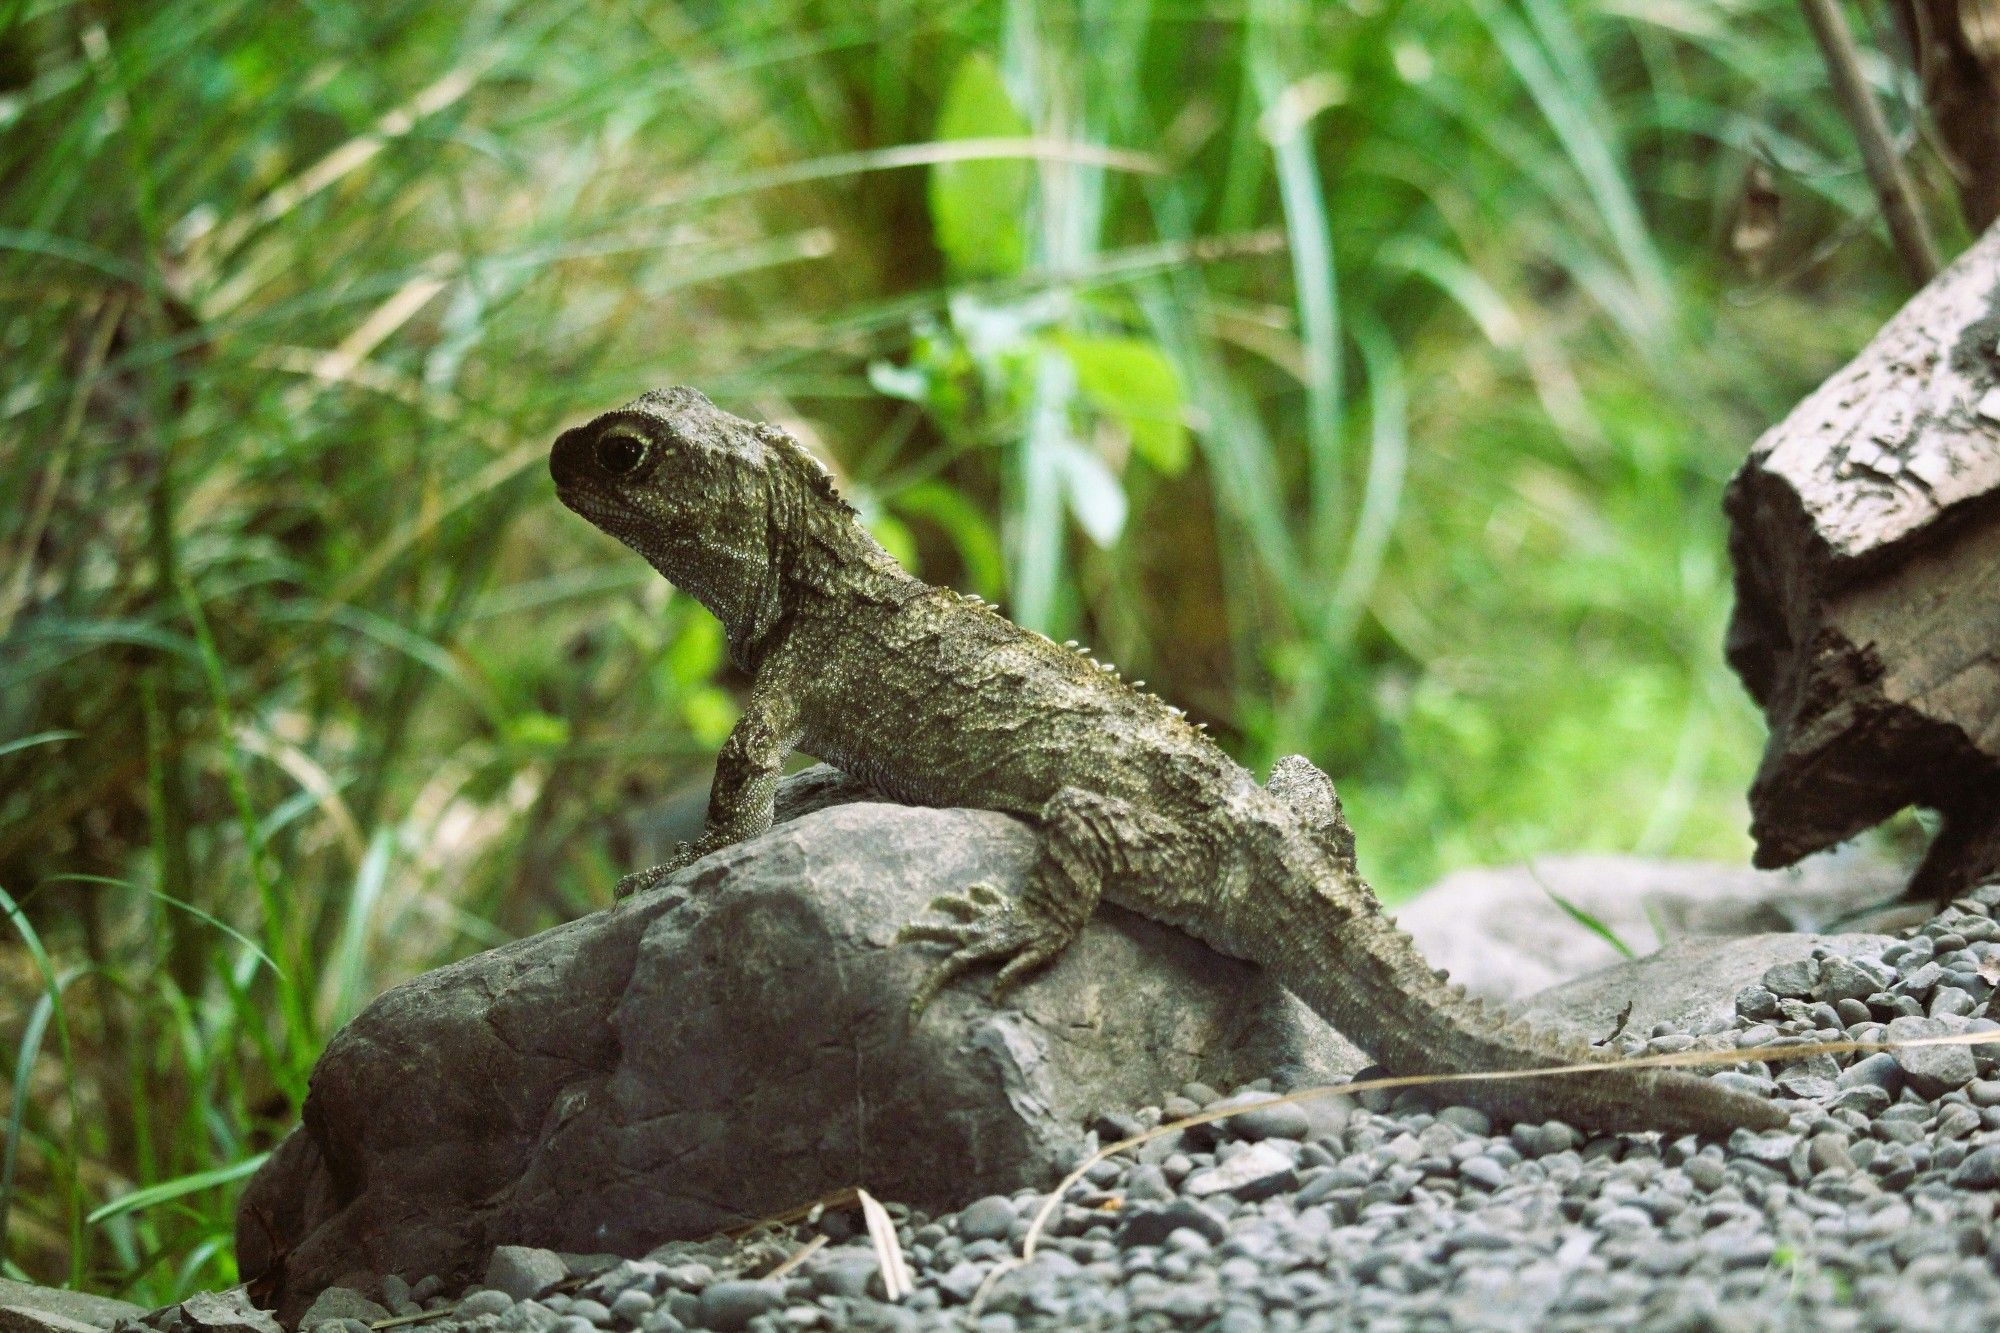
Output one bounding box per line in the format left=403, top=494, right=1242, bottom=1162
left=899, top=785, right=1123, bottom=1015
left=898, top=884, right=1078, bottom=1014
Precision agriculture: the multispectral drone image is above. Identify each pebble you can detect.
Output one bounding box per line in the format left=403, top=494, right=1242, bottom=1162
left=1887, top=1016, right=1979, bottom=1096
left=1223, top=1098, right=1312, bottom=1143
left=1180, top=1141, right=1298, bottom=1201
left=567, top=1298, right=612, bottom=1326
left=693, top=1281, right=784, bottom=1332
left=957, top=1196, right=1017, bottom=1242
left=1816, top=956, right=1894, bottom=1003
left=299, top=1290, right=389, bottom=1330
left=486, top=1247, right=569, bottom=1302
left=1951, top=1146, right=2000, bottom=1190
left=1762, top=959, right=1817, bottom=998
left=458, top=1290, right=515, bottom=1318
left=1117, top=1200, right=1227, bottom=1248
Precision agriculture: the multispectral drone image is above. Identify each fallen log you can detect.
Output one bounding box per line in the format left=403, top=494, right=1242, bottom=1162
left=1725, top=221, right=2000, bottom=900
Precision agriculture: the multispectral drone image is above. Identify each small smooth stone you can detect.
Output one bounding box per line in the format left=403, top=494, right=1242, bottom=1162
left=1460, top=1156, right=1507, bottom=1191
left=458, top=1291, right=514, bottom=1319
left=1929, top=987, right=1977, bottom=1018
left=1762, top=960, right=1817, bottom=998
left=1181, top=1140, right=1298, bottom=1201
left=1736, top=986, right=1781, bottom=1020
left=608, top=1290, right=654, bottom=1323
left=1685, top=1155, right=1726, bottom=1191
left=694, top=1282, right=785, bottom=1333
left=957, top=1196, right=1017, bottom=1242
left=935, top=1261, right=985, bottom=1303
left=1838, top=1052, right=1904, bottom=1094
left=1948, top=1146, right=2000, bottom=1190
left=1835, top=998, right=1873, bottom=1027
left=1815, top=957, right=1894, bottom=1004
left=552, top=1318, right=596, bottom=1333
left=1436, top=1106, right=1491, bottom=1137
left=1124, top=1163, right=1173, bottom=1202
left=1807, top=1135, right=1855, bottom=1174
left=1117, top=1200, right=1227, bottom=1248
left=1967, top=1079, right=2000, bottom=1108
left=487, top=1248, right=569, bottom=1302
left=567, top=1300, right=611, bottom=1326
left=1227, top=1099, right=1313, bottom=1143
left=299, top=1290, right=390, bottom=1330
left=808, top=1255, right=879, bottom=1301
left=1887, top=1016, right=1978, bottom=1096
left=1533, top=1121, right=1579, bottom=1156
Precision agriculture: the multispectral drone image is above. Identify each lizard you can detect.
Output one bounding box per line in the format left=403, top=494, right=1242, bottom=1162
left=549, top=386, right=1789, bottom=1137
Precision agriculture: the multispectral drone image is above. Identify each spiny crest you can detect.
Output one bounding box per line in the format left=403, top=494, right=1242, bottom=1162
left=756, top=421, right=857, bottom=519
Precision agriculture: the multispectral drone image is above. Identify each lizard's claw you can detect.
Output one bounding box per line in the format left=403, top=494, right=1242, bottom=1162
left=614, top=864, right=677, bottom=900
left=899, top=884, right=1074, bottom=1014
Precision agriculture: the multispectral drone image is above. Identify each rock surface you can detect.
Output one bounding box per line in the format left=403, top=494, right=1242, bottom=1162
left=1395, top=847, right=1912, bottom=1000
left=0, top=1283, right=143, bottom=1333
left=1518, top=932, right=1898, bottom=1046
left=237, top=793, right=1363, bottom=1320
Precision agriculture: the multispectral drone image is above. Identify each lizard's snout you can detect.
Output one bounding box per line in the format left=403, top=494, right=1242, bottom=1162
left=549, top=425, right=595, bottom=491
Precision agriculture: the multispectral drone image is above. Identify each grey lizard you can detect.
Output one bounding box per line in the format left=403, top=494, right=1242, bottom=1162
left=549, top=387, right=1788, bottom=1137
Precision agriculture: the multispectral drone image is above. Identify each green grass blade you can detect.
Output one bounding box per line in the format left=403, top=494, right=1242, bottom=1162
left=0, top=730, right=79, bottom=759
left=84, top=1153, right=270, bottom=1227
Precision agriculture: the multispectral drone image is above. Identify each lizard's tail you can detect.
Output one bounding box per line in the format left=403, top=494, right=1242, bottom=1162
left=1254, top=866, right=1790, bottom=1138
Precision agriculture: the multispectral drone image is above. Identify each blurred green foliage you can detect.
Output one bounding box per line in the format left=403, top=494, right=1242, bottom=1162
left=0, top=0, right=1962, bottom=1303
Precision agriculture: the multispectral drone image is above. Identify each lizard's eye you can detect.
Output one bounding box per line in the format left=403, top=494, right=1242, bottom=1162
left=594, top=431, right=648, bottom=477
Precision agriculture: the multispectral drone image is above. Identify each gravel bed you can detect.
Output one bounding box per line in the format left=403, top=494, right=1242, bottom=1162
left=316, top=890, right=2000, bottom=1332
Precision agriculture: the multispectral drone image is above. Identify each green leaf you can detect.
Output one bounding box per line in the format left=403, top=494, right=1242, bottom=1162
left=928, top=54, right=1030, bottom=278
left=86, top=1153, right=270, bottom=1226
left=1057, top=335, right=1190, bottom=475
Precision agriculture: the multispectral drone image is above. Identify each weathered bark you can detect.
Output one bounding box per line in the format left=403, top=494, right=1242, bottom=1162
left=1725, top=220, right=2000, bottom=899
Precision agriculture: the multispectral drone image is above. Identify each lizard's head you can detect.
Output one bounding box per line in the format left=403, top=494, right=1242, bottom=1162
left=550, top=386, right=869, bottom=650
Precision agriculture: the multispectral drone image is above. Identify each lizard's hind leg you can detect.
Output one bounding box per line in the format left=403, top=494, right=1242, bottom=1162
left=900, top=785, right=1137, bottom=1014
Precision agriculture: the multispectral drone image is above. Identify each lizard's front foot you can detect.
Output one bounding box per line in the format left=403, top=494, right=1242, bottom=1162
left=897, top=883, right=1079, bottom=1014
left=613, top=837, right=728, bottom=899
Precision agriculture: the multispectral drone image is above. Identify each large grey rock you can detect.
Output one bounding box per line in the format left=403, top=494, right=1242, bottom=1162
left=0, top=1284, right=143, bottom=1333
left=0, top=1310, right=101, bottom=1333
left=1517, top=933, right=1896, bottom=1045
left=1395, top=849, right=1910, bottom=1002
left=238, top=790, right=1362, bottom=1321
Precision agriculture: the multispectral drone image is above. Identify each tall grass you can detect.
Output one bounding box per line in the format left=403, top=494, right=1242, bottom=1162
left=0, top=0, right=1953, bottom=1303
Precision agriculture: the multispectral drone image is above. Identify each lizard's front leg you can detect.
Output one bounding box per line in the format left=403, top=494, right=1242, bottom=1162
left=900, top=785, right=1139, bottom=1011
left=616, top=678, right=800, bottom=899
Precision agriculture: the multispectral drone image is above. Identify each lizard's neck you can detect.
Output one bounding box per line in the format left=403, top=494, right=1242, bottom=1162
left=721, top=500, right=922, bottom=672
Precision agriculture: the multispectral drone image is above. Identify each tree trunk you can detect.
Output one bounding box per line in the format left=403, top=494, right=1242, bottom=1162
left=1725, top=220, right=2000, bottom=900
left=1891, top=0, right=2000, bottom=230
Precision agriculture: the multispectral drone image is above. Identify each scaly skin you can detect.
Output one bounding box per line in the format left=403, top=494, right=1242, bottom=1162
left=550, top=388, right=1788, bottom=1137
